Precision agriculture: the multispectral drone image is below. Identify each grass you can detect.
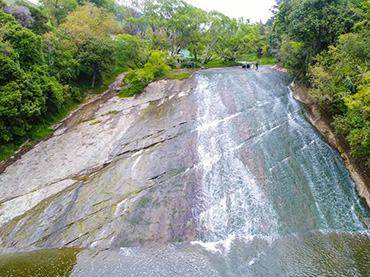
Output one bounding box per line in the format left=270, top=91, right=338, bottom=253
left=77, top=117, right=95, bottom=124
left=90, top=120, right=101, bottom=126
left=165, top=69, right=195, bottom=80
left=117, top=82, right=146, bottom=98
left=29, top=123, right=54, bottom=140
left=101, top=110, right=118, bottom=116
left=202, top=59, right=241, bottom=69
left=23, top=142, right=32, bottom=148
left=240, top=53, right=278, bottom=65
left=0, top=144, right=18, bottom=161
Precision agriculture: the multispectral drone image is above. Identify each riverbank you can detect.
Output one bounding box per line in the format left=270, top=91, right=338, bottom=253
left=290, top=81, right=370, bottom=209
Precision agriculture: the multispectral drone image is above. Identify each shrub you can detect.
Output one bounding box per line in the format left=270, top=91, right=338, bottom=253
left=119, top=51, right=171, bottom=97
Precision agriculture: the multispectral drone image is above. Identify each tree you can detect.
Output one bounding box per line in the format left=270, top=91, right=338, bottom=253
left=308, top=16, right=370, bottom=166
left=16, top=1, right=51, bottom=34
left=115, top=34, right=149, bottom=69
left=270, top=0, right=361, bottom=78
left=59, top=4, right=118, bottom=87
left=42, top=32, right=79, bottom=84
left=60, top=3, right=118, bottom=45
left=40, top=0, right=78, bottom=25
left=122, top=50, right=171, bottom=95
left=0, top=9, right=65, bottom=144
left=214, top=19, right=264, bottom=63
left=78, top=38, right=115, bottom=88
left=4, top=5, right=35, bottom=28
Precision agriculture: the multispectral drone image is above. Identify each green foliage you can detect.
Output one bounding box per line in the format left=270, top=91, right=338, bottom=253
left=0, top=144, right=17, bottom=161
left=240, top=52, right=278, bottom=64
left=60, top=4, right=118, bottom=88
left=119, top=1, right=264, bottom=66
left=15, top=1, right=51, bottom=34
left=77, top=38, right=115, bottom=88
left=1, top=16, right=44, bottom=69
left=0, top=8, right=83, bottom=160
left=201, top=59, right=240, bottom=69
left=269, top=0, right=370, bottom=168
left=115, top=34, right=148, bottom=69
left=40, top=0, right=78, bottom=26
left=0, top=0, right=6, bottom=9
left=308, top=15, right=370, bottom=166
left=214, top=21, right=265, bottom=63
left=119, top=50, right=171, bottom=97
left=270, top=0, right=362, bottom=78
left=165, top=69, right=195, bottom=80
left=42, top=32, right=79, bottom=84
left=280, top=36, right=308, bottom=78
left=0, top=10, right=56, bottom=143
left=333, top=78, right=370, bottom=166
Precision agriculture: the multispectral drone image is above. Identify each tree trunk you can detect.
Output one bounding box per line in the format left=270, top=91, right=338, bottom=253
left=91, top=70, right=96, bottom=88
left=202, top=38, right=218, bottom=65
left=55, top=0, right=60, bottom=26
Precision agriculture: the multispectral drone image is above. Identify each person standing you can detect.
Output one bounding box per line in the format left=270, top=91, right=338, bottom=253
left=256, top=61, right=259, bottom=70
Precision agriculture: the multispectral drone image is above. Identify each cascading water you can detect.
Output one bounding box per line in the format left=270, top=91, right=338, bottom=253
left=193, top=74, right=279, bottom=242
left=1, top=67, right=369, bottom=276
left=71, top=68, right=370, bottom=276
left=192, top=67, right=369, bottom=248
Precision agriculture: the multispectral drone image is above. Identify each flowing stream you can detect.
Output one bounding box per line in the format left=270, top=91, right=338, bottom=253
left=1, top=67, right=369, bottom=276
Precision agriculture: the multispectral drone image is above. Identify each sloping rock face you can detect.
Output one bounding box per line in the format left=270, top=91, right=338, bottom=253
left=0, top=77, right=198, bottom=253
left=290, top=82, right=370, bottom=209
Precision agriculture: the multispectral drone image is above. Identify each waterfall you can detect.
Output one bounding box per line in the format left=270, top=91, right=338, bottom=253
left=193, top=73, right=279, bottom=242
left=192, top=68, right=368, bottom=245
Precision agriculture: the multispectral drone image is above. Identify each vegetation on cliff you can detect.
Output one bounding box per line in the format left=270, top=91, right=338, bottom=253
left=0, top=0, right=120, bottom=160
left=268, top=0, right=370, bottom=169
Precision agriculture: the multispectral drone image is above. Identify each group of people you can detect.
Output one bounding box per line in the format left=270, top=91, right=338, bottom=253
left=177, top=58, right=195, bottom=69
left=242, top=61, right=259, bottom=70
left=186, top=60, right=195, bottom=69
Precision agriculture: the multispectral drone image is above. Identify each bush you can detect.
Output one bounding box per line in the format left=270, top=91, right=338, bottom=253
left=309, top=22, right=370, bottom=166
left=119, top=51, right=171, bottom=97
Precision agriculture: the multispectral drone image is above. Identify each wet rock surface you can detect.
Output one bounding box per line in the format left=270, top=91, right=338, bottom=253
left=1, top=67, right=369, bottom=276
left=290, top=81, right=370, bottom=208
left=0, top=76, right=198, bottom=253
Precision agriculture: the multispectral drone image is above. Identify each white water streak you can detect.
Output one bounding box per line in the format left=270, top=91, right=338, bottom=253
left=194, top=75, right=279, bottom=242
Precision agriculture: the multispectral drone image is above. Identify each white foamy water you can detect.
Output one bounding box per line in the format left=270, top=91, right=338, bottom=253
left=193, top=74, right=280, bottom=243
left=191, top=68, right=368, bottom=250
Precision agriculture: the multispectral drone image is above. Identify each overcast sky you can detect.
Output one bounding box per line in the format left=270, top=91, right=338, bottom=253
left=185, top=0, right=275, bottom=23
